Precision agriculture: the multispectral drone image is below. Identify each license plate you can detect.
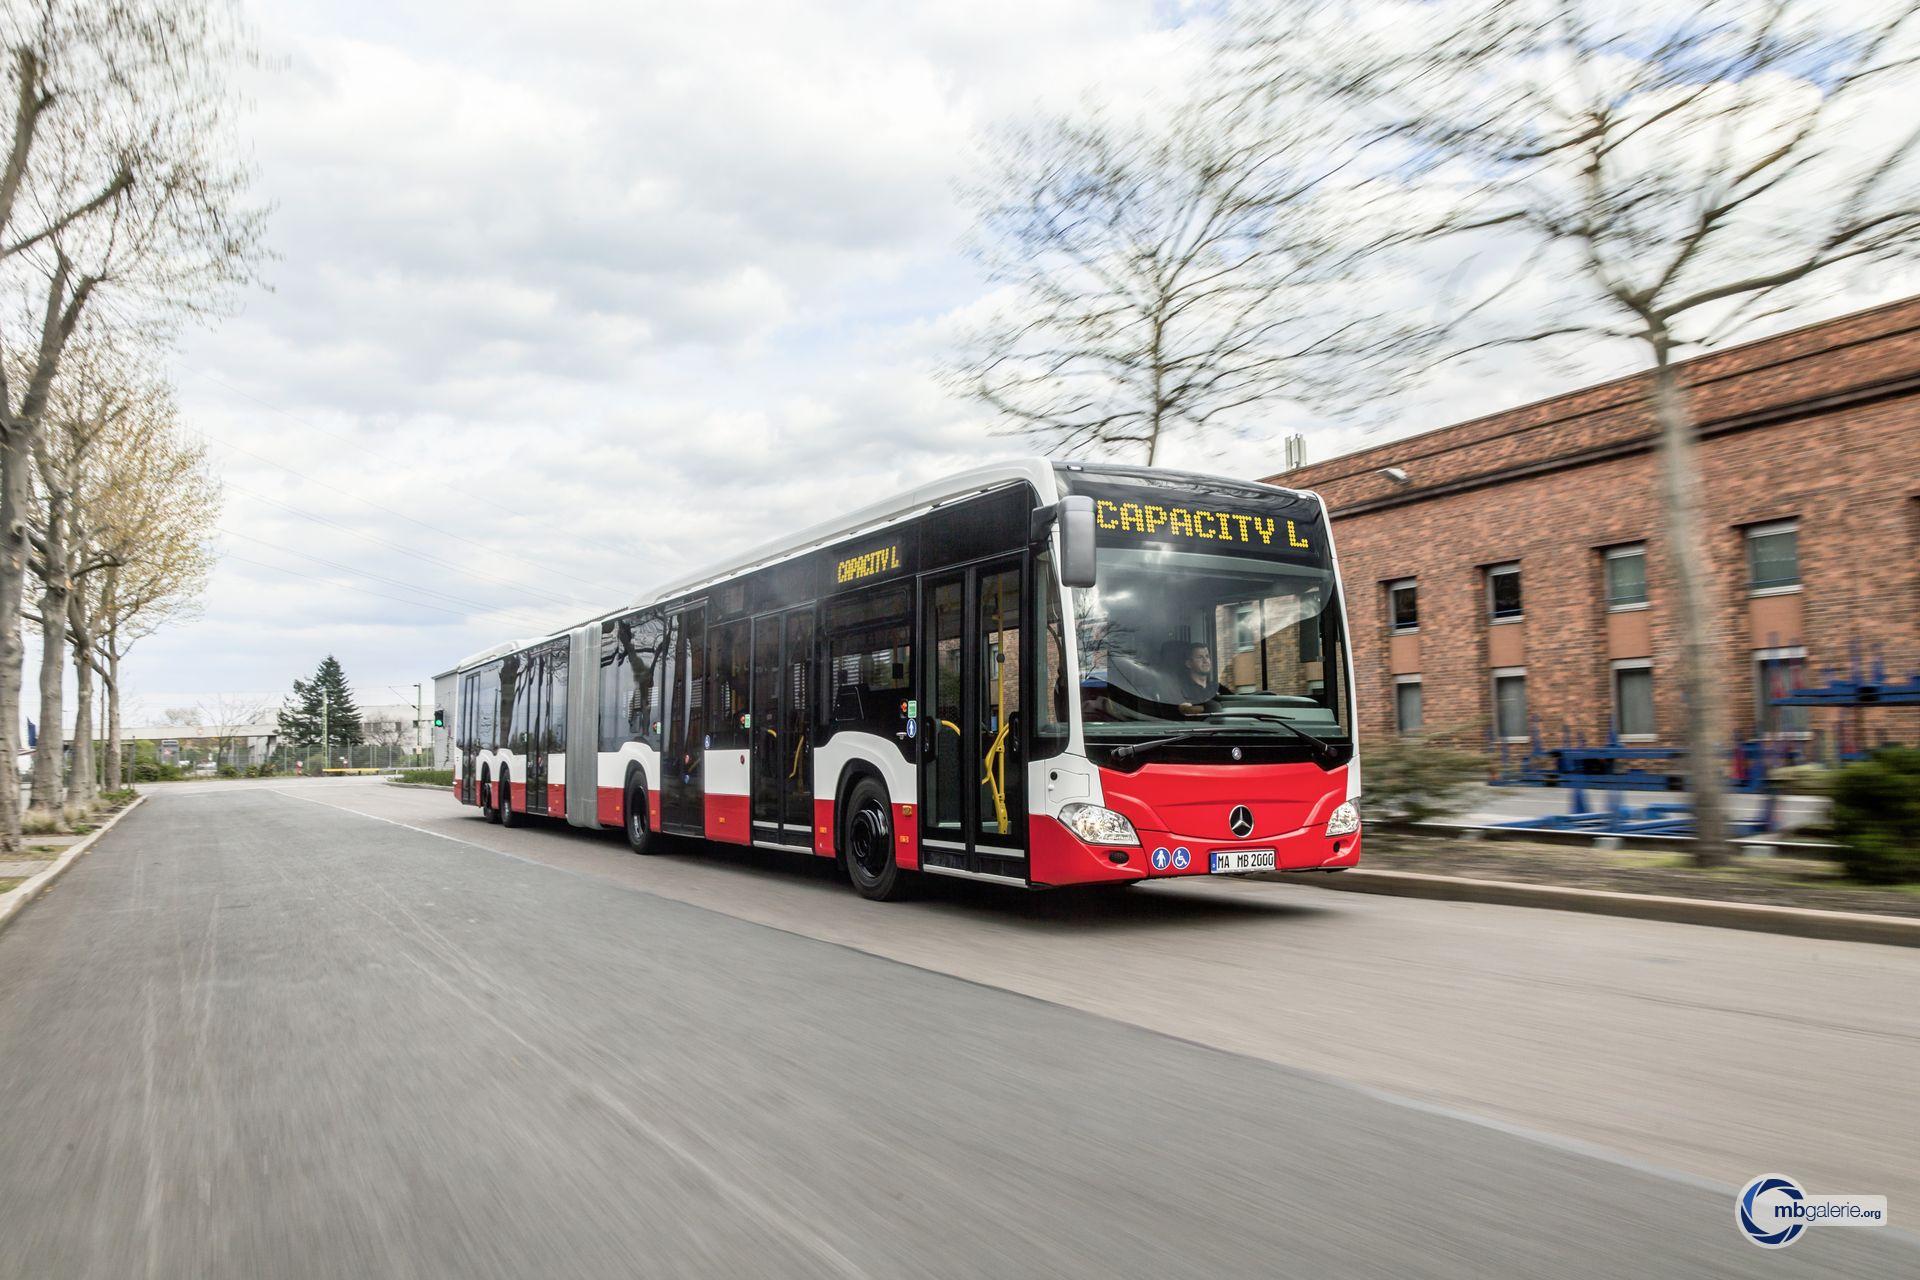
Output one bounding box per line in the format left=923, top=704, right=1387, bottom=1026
left=1210, top=848, right=1276, bottom=874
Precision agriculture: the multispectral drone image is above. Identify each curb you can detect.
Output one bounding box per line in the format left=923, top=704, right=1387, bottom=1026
left=1288, top=867, right=1920, bottom=947
left=385, top=781, right=449, bottom=791
left=0, top=793, right=148, bottom=936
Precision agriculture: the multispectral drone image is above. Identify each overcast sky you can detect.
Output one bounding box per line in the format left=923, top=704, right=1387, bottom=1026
left=100, top=0, right=1916, bottom=723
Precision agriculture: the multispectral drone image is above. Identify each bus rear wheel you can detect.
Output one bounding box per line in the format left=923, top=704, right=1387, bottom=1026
left=481, top=773, right=501, bottom=823
left=499, top=769, right=521, bottom=828
left=843, top=776, right=907, bottom=901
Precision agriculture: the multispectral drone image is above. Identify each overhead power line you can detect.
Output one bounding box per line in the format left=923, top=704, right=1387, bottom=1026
left=223, top=478, right=598, bottom=613
left=189, top=423, right=611, bottom=598
left=217, top=548, right=570, bottom=633
left=181, top=363, right=653, bottom=566
left=215, top=527, right=569, bottom=628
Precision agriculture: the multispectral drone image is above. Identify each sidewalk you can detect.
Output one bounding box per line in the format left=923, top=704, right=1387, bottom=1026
left=1283, top=833, right=1920, bottom=946
left=0, top=797, right=148, bottom=933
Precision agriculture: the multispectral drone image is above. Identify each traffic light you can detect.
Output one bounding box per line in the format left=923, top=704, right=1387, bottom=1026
left=433, top=708, right=445, bottom=728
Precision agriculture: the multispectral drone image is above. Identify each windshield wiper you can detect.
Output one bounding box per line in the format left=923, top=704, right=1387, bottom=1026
left=1108, top=729, right=1225, bottom=765
left=1203, top=711, right=1341, bottom=767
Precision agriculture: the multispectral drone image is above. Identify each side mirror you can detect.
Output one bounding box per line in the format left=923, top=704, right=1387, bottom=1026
left=1058, top=495, right=1097, bottom=588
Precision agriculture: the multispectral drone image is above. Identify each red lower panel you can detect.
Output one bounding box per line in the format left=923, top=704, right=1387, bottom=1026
left=892, top=803, right=919, bottom=871
left=450, top=783, right=464, bottom=805
left=705, top=792, right=751, bottom=844
left=597, top=785, right=623, bottom=827
left=509, top=782, right=526, bottom=812
left=813, top=799, right=835, bottom=856
left=547, top=783, right=565, bottom=814
left=1028, top=813, right=1362, bottom=887
left=1028, top=813, right=1143, bottom=887
left=650, top=789, right=662, bottom=831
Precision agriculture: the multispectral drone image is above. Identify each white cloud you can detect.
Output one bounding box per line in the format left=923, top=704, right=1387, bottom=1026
left=137, top=0, right=1200, bottom=703
left=121, top=0, right=1919, bottom=710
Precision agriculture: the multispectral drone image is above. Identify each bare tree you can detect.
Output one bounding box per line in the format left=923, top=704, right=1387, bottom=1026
left=1233, top=0, right=1920, bottom=863
left=73, top=398, right=218, bottom=789
left=19, top=327, right=146, bottom=811
left=0, top=0, right=263, bottom=848
left=951, top=90, right=1422, bottom=464
left=197, top=691, right=266, bottom=771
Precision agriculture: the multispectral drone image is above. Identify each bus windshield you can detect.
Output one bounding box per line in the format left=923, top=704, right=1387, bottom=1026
left=1073, top=543, right=1349, bottom=743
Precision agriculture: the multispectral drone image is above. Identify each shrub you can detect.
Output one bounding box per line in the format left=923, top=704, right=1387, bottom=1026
left=21, top=808, right=64, bottom=835
left=134, top=760, right=187, bottom=782
left=1829, top=746, right=1920, bottom=884
left=218, top=765, right=239, bottom=779
left=394, top=769, right=454, bottom=787
left=101, top=788, right=138, bottom=807
left=1769, top=762, right=1835, bottom=797
left=1361, top=737, right=1488, bottom=823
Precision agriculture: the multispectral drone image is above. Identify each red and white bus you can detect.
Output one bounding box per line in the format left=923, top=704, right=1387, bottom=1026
left=448, top=461, right=1360, bottom=898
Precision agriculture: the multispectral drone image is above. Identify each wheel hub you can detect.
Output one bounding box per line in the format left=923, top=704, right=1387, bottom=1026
left=850, top=802, right=890, bottom=878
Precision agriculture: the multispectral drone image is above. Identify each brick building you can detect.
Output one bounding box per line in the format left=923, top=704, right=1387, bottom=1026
left=1269, top=296, right=1920, bottom=758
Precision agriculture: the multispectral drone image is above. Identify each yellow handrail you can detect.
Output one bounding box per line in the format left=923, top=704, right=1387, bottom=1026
left=981, top=722, right=1010, bottom=834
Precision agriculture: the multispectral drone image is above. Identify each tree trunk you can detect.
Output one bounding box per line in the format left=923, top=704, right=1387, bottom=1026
left=30, top=483, right=69, bottom=814
left=105, top=643, right=123, bottom=790
left=67, top=628, right=94, bottom=809
left=66, top=588, right=96, bottom=808
left=0, top=431, right=29, bottom=851
left=1649, top=345, right=1731, bottom=865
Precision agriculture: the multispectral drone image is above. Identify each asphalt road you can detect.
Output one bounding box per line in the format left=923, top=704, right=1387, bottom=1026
left=0, top=781, right=1911, bottom=1278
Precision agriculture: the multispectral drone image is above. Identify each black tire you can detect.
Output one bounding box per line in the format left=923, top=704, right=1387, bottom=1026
left=842, top=775, right=907, bottom=901
left=499, top=769, right=521, bottom=828
left=624, top=776, right=657, bottom=854
left=481, top=771, right=502, bottom=824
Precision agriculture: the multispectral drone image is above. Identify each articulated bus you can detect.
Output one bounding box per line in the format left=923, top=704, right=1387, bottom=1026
left=448, top=461, right=1361, bottom=899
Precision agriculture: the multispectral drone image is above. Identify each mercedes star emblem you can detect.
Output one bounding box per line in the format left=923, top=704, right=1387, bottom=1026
left=1228, top=805, right=1255, bottom=838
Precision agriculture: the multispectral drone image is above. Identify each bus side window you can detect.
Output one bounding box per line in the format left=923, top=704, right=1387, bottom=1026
left=824, top=586, right=912, bottom=737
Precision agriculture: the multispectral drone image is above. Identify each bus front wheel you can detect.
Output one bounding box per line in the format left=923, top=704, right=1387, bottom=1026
left=481, top=772, right=501, bottom=824
left=625, top=778, right=656, bottom=855
left=499, top=770, right=521, bottom=828
left=842, top=776, right=907, bottom=901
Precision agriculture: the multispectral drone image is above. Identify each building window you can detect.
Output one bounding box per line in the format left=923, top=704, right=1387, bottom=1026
left=1233, top=604, right=1257, bottom=653
left=1604, top=545, right=1647, bottom=609
left=1754, top=646, right=1809, bottom=736
left=1611, top=661, right=1654, bottom=740
left=1394, top=676, right=1423, bottom=736
left=1487, top=563, right=1522, bottom=621
left=1388, top=579, right=1418, bottom=633
left=1492, top=667, right=1528, bottom=741
left=1746, top=521, right=1799, bottom=593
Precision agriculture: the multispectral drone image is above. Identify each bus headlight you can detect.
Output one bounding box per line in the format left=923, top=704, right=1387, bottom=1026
left=1059, top=803, right=1139, bottom=846
left=1326, top=802, right=1360, bottom=837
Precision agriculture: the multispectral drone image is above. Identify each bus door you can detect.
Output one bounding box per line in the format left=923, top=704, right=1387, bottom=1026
left=525, top=650, right=551, bottom=815
left=458, top=671, right=478, bottom=803
left=661, top=604, right=707, bottom=835
left=750, top=605, right=815, bottom=847
left=918, top=558, right=1027, bottom=877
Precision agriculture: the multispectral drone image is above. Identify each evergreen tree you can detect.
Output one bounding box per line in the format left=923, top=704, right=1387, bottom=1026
left=277, top=677, right=321, bottom=751
left=277, top=656, right=365, bottom=753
